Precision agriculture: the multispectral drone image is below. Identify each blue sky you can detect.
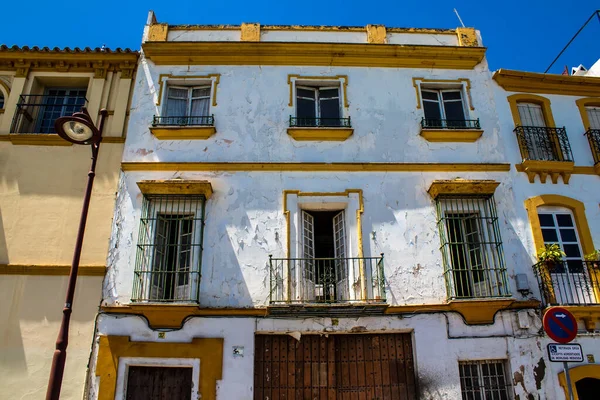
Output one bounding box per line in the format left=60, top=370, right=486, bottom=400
left=1, top=1, right=598, bottom=74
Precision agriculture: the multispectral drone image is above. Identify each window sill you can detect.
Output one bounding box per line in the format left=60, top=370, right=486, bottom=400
left=150, top=125, right=216, bottom=140
left=518, top=160, right=575, bottom=184
left=287, top=127, right=354, bottom=141
left=7, top=133, right=73, bottom=146
left=419, top=128, right=484, bottom=142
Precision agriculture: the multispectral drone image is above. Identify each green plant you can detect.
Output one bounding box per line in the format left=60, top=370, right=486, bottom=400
left=584, top=249, right=600, bottom=262
left=537, top=244, right=566, bottom=263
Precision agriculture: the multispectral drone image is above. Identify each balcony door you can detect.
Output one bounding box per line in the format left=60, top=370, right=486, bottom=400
left=301, top=210, right=348, bottom=302
left=37, top=88, right=86, bottom=134
left=585, top=106, right=600, bottom=129
left=517, top=102, right=555, bottom=160
left=538, top=208, right=592, bottom=304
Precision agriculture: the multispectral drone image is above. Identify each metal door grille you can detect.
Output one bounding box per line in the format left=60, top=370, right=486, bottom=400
left=254, top=333, right=416, bottom=399
left=459, top=360, right=511, bottom=400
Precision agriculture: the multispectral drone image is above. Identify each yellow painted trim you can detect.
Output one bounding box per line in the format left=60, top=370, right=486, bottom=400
left=0, top=50, right=138, bottom=75
left=150, top=126, right=216, bottom=140
left=494, top=69, right=600, bottom=97
left=121, top=162, right=511, bottom=172
left=137, top=180, right=213, bottom=197
left=168, top=24, right=457, bottom=35
left=287, top=127, right=353, bottom=141
left=386, top=299, right=538, bottom=325
left=506, top=93, right=556, bottom=127
left=102, top=137, right=125, bottom=143
left=283, top=189, right=367, bottom=299
left=0, top=79, right=10, bottom=98
left=101, top=305, right=266, bottom=329
left=148, top=23, right=169, bottom=41
left=0, top=264, right=105, bottom=276
left=558, top=364, right=600, bottom=400
left=156, top=74, right=221, bottom=107
left=96, top=335, right=223, bottom=400
left=427, top=179, right=500, bottom=199
left=240, top=23, right=260, bottom=42
left=412, top=77, right=474, bottom=110
left=516, top=164, right=598, bottom=176
left=0, top=135, right=9, bottom=141
left=524, top=195, right=595, bottom=258
left=420, top=129, right=483, bottom=142
left=366, top=25, right=387, bottom=44
left=142, top=42, right=486, bottom=69
left=518, top=160, right=575, bottom=184
left=8, top=134, right=72, bottom=146
left=456, top=28, right=479, bottom=47
left=576, top=97, right=600, bottom=131
left=287, top=74, right=349, bottom=107
left=0, top=109, right=4, bottom=114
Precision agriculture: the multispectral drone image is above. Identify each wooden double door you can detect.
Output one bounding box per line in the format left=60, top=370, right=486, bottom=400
left=254, top=333, right=416, bottom=400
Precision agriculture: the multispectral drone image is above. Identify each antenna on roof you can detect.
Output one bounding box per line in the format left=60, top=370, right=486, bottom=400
left=454, top=8, right=466, bottom=28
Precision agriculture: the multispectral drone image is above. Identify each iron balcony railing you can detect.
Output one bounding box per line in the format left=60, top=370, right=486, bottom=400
left=152, top=115, right=214, bottom=126
left=269, top=255, right=385, bottom=304
left=289, top=116, right=351, bottom=128
left=421, top=118, right=480, bottom=130
left=533, top=260, right=600, bottom=306
left=585, top=129, right=600, bottom=165
left=514, top=126, right=573, bottom=162
left=11, top=94, right=87, bottom=134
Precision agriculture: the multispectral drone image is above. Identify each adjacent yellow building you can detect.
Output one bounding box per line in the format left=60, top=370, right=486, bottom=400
left=0, top=45, right=138, bottom=399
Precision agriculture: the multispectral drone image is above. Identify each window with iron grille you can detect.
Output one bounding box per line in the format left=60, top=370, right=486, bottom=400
left=421, top=88, right=475, bottom=129
left=132, top=194, right=206, bottom=303
left=435, top=195, right=509, bottom=299
left=155, top=85, right=213, bottom=126
left=292, top=84, right=350, bottom=127
left=459, top=360, right=511, bottom=400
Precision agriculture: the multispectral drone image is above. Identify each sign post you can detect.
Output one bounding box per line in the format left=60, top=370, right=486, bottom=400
left=543, top=307, right=579, bottom=400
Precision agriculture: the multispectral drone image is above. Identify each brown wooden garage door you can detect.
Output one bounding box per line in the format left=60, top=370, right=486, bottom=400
left=254, top=333, right=416, bottom=400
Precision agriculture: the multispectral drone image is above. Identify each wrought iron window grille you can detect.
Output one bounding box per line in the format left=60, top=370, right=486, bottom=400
left=132, top=194, right=206, bottom=303
left=421, top=118, right=480, bottom=130
left=585, top=128, right=600, bottom=165
left=289, top=116, right=351, bottom=128
left=533, top=260, right=600, bottom=306
left=269, top=255, right=385, bottom=304
left=435, top=195, right=510, bottom=299
left=514, top=126, right=573, bottom=162
left=459, top=360, right=512, bottom=400
left=11, top=93, right=87, bottom=134
left=152, top=115, right=214, bottom=127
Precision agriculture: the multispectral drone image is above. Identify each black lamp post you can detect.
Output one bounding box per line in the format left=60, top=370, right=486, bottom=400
left=45, top=107, right=108, bottom=400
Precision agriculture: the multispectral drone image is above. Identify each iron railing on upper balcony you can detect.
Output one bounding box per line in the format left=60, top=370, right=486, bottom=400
left=11, top=93, right=87, bottom=134
left=533, top=260, right=600, bottom=306
left=152, top=115, right=214, bottom=127
left=269, top=255, right=385, bottom=304
left=289, top=116, right=351, bottom=128
left=421, top=118, right=480, bottom=130
left=585, top=129, right=600, bottom=165
left=514, top=126, right=573, bottom=162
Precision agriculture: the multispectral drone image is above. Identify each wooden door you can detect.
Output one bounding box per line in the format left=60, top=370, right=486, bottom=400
left=254, top=333, right=416, bottom=400
left=126, top=366, right=193, bottom=400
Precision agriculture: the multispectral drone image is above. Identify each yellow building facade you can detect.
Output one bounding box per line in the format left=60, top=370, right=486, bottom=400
left=0, top=46, right=138, bottom=399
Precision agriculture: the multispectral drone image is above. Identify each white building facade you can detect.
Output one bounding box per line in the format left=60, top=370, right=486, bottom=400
left=84, top=12, right=599, bottom=400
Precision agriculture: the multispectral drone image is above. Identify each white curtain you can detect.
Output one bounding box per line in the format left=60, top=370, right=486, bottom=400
left=517, top=103, right=545, bottom=126
left=586, top=107, right=600, bottom=129
left=191, top=87, right=211, bottom=117
left=166, top=88, right=188, bottom=117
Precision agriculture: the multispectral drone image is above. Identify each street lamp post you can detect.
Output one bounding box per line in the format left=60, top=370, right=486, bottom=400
left=45, top=107, right=108, bottom=400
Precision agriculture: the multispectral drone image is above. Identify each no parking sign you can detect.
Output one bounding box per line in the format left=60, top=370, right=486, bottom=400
left=543, top=307, right=578, bottom=344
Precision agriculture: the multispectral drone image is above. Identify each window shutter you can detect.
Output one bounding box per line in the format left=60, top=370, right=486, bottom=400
left=517, top=103, right=545, bottom=127
left=301, top=211, right=315, bottom=300
left=296, top=87, right=317, bottom=121
left=422, top=90, right=442, bottom=121
left=150, top=215, right=169, bottom=300
left=586, top=106, right=600, bottom=129
left=441, top=90, right=466, bottom=125
left=332, top=210, right=348, bottom=300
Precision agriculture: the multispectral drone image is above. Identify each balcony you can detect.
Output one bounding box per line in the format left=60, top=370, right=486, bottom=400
left=514, top=126, right=574, bottom=183
left=287, top=116, right=354, bottom=141
left=9, top=94, right=87, bottom=145
left=150, top=115, right=216, bottom=140
left=268, top=255, right=386, bottom=315
left=533, top=260, right=600, bottom=306
left=585, top=128, right=600, bottom=175
left=419, top=118, right=483, bottom=142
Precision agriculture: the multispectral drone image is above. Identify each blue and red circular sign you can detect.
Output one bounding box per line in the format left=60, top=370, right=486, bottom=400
left=543, top=307, right=578, bottom=344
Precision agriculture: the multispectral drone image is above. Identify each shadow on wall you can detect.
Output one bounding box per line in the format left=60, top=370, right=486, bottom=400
left=0, top=207, right=8, bottom=263
left=0, top=143, right=120, bottom=196
left=0, top=275, right=102, bottom=373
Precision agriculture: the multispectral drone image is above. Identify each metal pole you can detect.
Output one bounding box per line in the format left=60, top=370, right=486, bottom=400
left=563, top=361, right=575, bottom=400
left=45, top=113, right=105, bottom=399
